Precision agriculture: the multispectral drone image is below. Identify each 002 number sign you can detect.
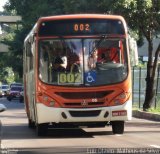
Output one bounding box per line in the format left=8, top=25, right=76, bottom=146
left=58, top=73, right=82, bottom=84
left=73, top=23, right=90, bottom=32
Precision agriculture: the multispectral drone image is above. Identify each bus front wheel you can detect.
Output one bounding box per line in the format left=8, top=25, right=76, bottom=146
left=36, top=123, right=48, bottom=136
left=111, top=121, right=124, bottom=134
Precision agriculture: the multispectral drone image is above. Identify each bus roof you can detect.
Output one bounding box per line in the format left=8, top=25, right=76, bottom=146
left=24, top=14, right=127, bottom=42
left=38, top=14, right=126, bottom=22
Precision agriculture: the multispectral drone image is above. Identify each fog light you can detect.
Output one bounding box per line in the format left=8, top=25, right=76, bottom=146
left=104, top=111, right=109, bottom=118
left=61, top=112, right=67, bottom=119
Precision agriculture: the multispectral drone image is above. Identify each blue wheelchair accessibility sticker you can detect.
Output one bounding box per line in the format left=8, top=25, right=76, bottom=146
left=85, top=71, right=97, bottom=83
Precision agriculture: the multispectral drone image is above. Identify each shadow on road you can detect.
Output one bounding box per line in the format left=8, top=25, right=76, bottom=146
left=1, top=123, right=115, bottom=140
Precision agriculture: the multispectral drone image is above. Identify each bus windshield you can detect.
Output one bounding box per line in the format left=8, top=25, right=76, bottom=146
left=38, top=37, right=128, bottom=86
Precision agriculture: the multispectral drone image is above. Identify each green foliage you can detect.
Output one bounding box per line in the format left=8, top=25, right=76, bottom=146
left=0, top=29, right=23, bottom=78
left=62, top=0, right=112, bottom=14
left=147, top=107, right=160, bottom=114
left=137, top=61, right=147, bottom=68
left=111, top=0, right=160, bottom=40
left=0, top=67, right=15, bottom=84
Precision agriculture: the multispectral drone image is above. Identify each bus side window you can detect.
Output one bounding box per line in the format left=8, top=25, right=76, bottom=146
left=39, top=44, right=50, bottom=81
left=26, top=42, right=33, bottom=72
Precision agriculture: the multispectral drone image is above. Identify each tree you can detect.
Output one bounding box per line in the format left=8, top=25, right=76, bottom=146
left=111, top=0, right=160, bottom=110
left=0, top=27, right=25, bottom=79
left=0, top=67, right=15, bottom=84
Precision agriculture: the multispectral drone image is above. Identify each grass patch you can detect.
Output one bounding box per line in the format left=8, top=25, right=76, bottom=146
left=132, top=106, right=160, bottom=114
left=147, top=107, right=160, bottom=114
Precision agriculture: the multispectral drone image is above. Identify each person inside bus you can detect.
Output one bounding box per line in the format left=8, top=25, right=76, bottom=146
left=98, top=53, right=107, bottom=63
left=98, top=49, right=117, bottom=64
left=88, top=50, right=98, bottom=70
left=52, top=49, right=67, bottom=71
left=52, top=48, right=67, bottom=82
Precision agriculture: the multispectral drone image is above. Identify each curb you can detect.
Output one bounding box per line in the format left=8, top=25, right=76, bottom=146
left=132, top=110, right=160, bottom=121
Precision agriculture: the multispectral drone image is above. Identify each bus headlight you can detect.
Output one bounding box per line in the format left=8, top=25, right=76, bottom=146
left=49, top=100, right=55, bottom=106
left=39, top=94, right=59, bottom=107
left=43, top=96, right=48, bottom=101
left=110, top=92, right=131, bottom=106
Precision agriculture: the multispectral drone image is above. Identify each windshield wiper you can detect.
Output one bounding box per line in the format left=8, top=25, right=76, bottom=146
left=89, top=34, right=108, bottom=54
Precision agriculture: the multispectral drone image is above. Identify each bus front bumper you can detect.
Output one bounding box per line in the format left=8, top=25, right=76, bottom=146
left=36, top=100, right=132, bottom=124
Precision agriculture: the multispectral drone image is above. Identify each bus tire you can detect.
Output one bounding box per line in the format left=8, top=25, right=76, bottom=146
left=28, top=119, right=35, bottom=129
left=36, top=123, right=47, bottom=136
left=112, top=121, right=124, bottom=134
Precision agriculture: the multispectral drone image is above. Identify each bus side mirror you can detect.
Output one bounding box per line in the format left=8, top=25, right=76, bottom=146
left=0, top=104, right=6, bottom=112
left=128, top=37, right=139, bottom=66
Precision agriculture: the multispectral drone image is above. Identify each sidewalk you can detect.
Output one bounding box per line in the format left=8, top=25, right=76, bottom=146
left=132, top=110, right=160, bottom=121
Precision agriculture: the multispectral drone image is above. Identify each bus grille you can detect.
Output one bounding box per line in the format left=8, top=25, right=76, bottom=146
left=64, top=102, right=105, bottom=107
left=69, top=110, right=101, bottom=117
left=55, top=91, right=113, bottom=99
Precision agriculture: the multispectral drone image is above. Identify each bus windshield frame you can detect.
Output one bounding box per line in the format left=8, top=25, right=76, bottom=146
left=38, top=36, right=128, bottom=87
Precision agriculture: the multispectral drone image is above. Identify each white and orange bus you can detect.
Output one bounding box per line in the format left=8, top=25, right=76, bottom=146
left=23, top=14, right=137, bottom=136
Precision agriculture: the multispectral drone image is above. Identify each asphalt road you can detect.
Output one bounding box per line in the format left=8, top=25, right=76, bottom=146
left=0, top=97, right=160, bottom=154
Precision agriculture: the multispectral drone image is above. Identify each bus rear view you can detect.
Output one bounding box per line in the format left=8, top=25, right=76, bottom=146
left=23, top=14, right=134, bottom=136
